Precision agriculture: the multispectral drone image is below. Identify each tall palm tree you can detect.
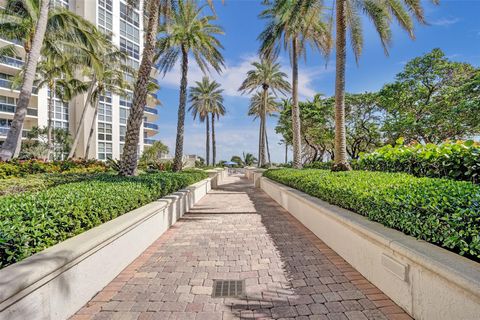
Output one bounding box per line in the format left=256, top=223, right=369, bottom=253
left=67, top=42, right=131, bottom=159
left=239, top=58, right=290, bottom=167
left=209, top=91, right=225, bottom=166
left=247, top=91, right=279, bottom=165
left=330, top=0, right=438, bottom=170
left=155, top=1, right=224, bottom=172
left=259, top=0, right=331, bottom=169
left=34, top=57, right=86, bottom=159
left=0, top=1, right=99, bottom=160
left=189, top=76, right=224, bottom=166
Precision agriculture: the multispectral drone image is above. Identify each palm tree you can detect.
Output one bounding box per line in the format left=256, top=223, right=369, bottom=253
left=209, top=92, right=225, bottom=166
left=259, top=0, right=331, bottom=169
left=34, top=57, right=86, bottom=159
left=0, top=1, right=99, bottom=160
left=189, top=77, right=224, bottom=166
left=68, top=42, right=131, bottom=159
left=154, top=1, right=224, bottom=172
left=330, top=0, right=438, bottom=170
left=247, top=91, right=279, bottom=165
left=239, top=58, right=289, bottom=167
left=242, top=152, right=257, bottom=166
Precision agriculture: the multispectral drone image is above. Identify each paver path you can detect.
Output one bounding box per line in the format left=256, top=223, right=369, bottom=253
left=72, top=175, right=411, bottom=320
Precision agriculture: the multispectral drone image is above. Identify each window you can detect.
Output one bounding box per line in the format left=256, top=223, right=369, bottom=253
left=120, top=2, right=140, bottom=27
left=120, top=20, right=140, bottom=43
left=97, top=122, right=112, bottom=141
left=120, top=38, right=140, bottom=60
left=98, top=142, right=112, bottom=160
left=98, top=0, right=113, bottom=36
left=119, top=125, right=126, bottom=142
left=119, top=107, right=129, bottom=124
left=51, top=97, right=69, bottom=129
left=53, top=0, right=68, bottom=8
left=98, top=100, right=113, bottom=122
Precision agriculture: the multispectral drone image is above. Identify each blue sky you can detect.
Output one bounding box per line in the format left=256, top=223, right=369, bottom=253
left=154, top=0, right=480, bottom=163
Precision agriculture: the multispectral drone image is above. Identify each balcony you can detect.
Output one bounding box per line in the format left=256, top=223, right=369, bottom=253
left=0, top=56, right=24, bottom=69
left=144, top=138, right=155, bottom=145
left=144, top=107, right=158, bottom=115
left=0, top=103, right=38, bottom=116
left=144, top=122, right=158, bottom=130
left=0, top=79, right=38, bottom=94
left=149, top=92, right=158, bottom=100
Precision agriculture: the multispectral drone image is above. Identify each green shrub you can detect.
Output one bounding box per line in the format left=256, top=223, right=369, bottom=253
left=358, top=140, right=480, bottom=183
left=0, top=171, right=207, bottom=268
left=0, top=159, right=108, bottom=179
left=264, top=169, right=480, bottom=260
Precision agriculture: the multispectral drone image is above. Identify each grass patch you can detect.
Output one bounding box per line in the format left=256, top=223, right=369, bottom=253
left=264, top=169, right=480, bottom=261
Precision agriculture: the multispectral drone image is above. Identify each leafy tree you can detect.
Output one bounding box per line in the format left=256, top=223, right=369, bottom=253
left=239, top=58, right=290, bottom=167
left=379, top=49, right=480, bottom=144
left=230, top=155, right=243, bottom=167
left=0, top=1, right=99, bottom=160
left=154, top=1, right=224, bottom=172
left=332, top=0, right=437, bottom=170
left=139, top=140, right=169, bottom=168
left=259, top=0, right=331, bottom=168
left=19, top=126, right=71, bottom=160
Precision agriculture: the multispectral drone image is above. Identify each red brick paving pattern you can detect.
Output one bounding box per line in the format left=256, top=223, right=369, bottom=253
left=71, top=175, right=411, bottom=320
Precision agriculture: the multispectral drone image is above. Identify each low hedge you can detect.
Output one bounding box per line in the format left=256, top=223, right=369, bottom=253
left=264, top=169, right=480, bottom=260
left=358, top=140, right=480, bottom=183
left=0, top=159, right=108, bottom=179
left=0, top=171, right=207, bottom=268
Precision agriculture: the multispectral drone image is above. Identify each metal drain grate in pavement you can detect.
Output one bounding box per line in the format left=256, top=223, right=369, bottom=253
left=212, top=280, right=245, bottom=298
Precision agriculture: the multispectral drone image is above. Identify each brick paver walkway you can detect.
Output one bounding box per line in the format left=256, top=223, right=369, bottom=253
left=72, top=175, right=411, bottom=320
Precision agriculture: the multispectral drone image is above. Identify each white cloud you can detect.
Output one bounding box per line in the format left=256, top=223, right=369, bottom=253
left=156, top=53, right=330, bottom=101
left=430, top=17, right=460, bottom=26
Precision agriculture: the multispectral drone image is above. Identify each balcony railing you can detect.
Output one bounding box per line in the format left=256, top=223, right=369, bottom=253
left=149, top=92, right=158, bottom=100
left=144, top=138, right=155, bottom=145
left=0, top=79, right=38, bottom=94
left=144, top=122, right=158, bottom=130
left=144, top=107, right=158, bottom=115
left=0, top=103, right=38, bottom=116
left=0, top=56, right=24, bottom=68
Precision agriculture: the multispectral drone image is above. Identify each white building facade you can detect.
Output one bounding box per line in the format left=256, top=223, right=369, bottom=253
left=0, top=0, right=159, bottom=160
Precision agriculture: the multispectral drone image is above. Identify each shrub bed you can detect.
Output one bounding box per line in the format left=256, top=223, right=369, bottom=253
left=0, top=159, right=108, bottom=179
left=264, top=169, right=480, bottom=260
left=0, top=171, right=207, bottom=268
left=358, top=140, right=480, bottom=183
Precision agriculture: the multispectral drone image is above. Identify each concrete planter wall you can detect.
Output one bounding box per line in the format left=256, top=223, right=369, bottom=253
left=0, top=174, right=219, bottom=320
left=260, top=177, right=480, bottom=320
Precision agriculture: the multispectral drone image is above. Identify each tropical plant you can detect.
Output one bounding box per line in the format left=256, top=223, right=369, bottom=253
left=242, top=152, right=257, bottom=166
left=138, top=140, right=169, bottom=169
left=19, top=126, right=72, bottom=160
left=154, top=0, right=224, bottom=172
left=247, top=91, right=280, bottom=164
left=239, top=58, right=290, bottom=167
left=330, top=0, right=438, bottom=170
left=259, top=0, right=331, bottom=168
left=189, top=76, right=224, bottom=166
left=0, top=1, right=99, bottom=160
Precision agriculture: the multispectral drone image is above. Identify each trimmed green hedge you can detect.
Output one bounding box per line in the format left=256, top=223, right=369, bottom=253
left=358, top=140, right=480, bottom=183
left=264, top=169, right=480, bottom=260
left=0, top=171, right=207, bottom=268
left=0, top=159, right=108, bottom=179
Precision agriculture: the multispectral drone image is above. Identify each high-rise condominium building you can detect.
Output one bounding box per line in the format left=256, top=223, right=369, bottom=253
left=0, top=0, right=159, bottom=160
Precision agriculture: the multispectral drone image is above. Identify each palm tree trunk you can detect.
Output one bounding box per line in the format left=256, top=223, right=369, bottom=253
left=211, top=113, right=216, bottom=166
left=85, top=98, right=99, bottom=158
left=257, top=117, right=262, bottom=167
left=333, top=0, right=351, bottom=171
left=68, top=80, right=96, bottom=159
left=259, top=88, right=268, bottom=167
left=205, top=115, right=210, bottom=166
left=291, top=37, right=302, bottom=169
left=173, top=45, right=189, bottom=172
left=119, top=0, right=159, bottom=176
left=47, top=80, right=55, bottom=160
left=265, top=123, right=271, bottom=164
left=285, top=142, right=288, bottom=164
left=0, top=0, right=50, bottom=160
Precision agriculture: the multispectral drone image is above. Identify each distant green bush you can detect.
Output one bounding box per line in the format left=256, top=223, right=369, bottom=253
left=358, top=140, right=480, bottom=183
left=0, top=171, right=207, bottom=268
left=0, top=159, right=108, bottom=179
left=264, top=169, right=480, bottom=260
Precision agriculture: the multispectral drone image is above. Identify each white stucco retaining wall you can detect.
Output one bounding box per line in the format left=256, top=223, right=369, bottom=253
left=0, top=175, right=217, bottom=320
left=260, top=177, right=480, bottom=320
